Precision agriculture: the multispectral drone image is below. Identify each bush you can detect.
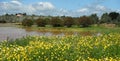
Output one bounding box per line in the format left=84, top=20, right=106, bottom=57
left=44, top=18, right=51, bottom=25
left=78, top=16, right=93, bottom=27
left=50, top=17, right=63, bottom=27
left=36, top=18, right=47, bottom=27
left=0, top=20, right=6, bottom=23
left=63, top=17, right=74, bottom=27
left=22, top=18, right=33, bottom=27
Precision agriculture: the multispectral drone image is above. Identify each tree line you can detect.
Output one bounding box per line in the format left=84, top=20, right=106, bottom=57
left=0, top=12, right=120, bottom=27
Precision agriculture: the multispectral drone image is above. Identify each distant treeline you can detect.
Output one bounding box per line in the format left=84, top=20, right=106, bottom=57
left=0, top=12, right=120, bottom=27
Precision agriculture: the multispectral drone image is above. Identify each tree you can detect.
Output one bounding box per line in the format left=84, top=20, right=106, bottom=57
left=36, top=18, right=47, bottom=27
left=63, top=17, right=74, bottom=27
left=116, top=15, right=120, bottom=26
left=5, top=13, right=9, bottom=16
left=78, top=16, right=93, bottom=27
left=100, top=13, right=111, bottom=23
left=44, top=18, right=51, bottom=25
left=50, top=17, right=63, bottom=27
left=23, top=13, right=27, bottom=16
left=22, top=18, right=33, bottom=27
left=0, top=18, right=6, bottom=23
left=89, top=14, right=99, bottom=24
left=109, top=12, right=119, bottom=20
left=117, top=15, right=120, bottom=22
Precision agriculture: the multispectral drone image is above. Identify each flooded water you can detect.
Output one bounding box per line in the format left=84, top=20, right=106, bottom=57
left=0, top=27, right=99, bottom=41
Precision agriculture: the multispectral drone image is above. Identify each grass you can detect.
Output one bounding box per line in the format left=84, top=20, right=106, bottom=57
left=0, top=33, right=120, bottom=61
left=22, top=25, right=120, bottom=34
left=0, top=23, right=21, bottom=27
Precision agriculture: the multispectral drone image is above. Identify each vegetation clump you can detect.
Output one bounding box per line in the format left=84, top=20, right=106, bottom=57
left=78, top=16, right=93, bottom=27
left=22, top=18, right=33, bottom=27
left=35, top=18, right=47, bottom=27
left=50, top=17, right=63, bottom=27
left=63, top=17, right=74, bottom=27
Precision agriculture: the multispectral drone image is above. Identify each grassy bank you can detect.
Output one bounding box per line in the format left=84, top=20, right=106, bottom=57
left=0, top=33, right=120, bottom=61
left=22, top=25, right=120, bottom=34
left=0, top=23, right=21, bottom=27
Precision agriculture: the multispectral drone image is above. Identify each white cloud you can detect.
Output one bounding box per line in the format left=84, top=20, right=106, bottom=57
left=21, top=5, right=36, bottom=14
left=0, top=1, right=24, bottom=14
left=75, top=4, right=113, bottom=17
left=0, top=1, right=119, bottom=17
left=0, top=1, right=22, bottom=9
left=93, top=5, right=112, bottom=16
left=10, top=1, right=22, bottom=6
left=116, top=9, right=120, bottom=13
left=54, top=9, right=69, bottom=16
left=0, top=1, right=55, bottom=15
left=0, top=2, right=8, bottom=9
left=32, top=2, right=54, bottom=11
left=95, top=5, right=106, bottom=11
left=77, top=8, right=88, bottom=13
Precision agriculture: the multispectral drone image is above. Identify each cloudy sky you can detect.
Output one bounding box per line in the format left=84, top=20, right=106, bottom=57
left=0, top=0, right=120, bottom=17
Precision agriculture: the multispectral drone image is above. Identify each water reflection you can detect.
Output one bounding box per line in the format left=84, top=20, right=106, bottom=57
left=0, top=27, right=100, bottom=41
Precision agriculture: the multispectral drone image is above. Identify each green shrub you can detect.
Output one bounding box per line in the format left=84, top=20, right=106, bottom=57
left=78, top=16, right=93, bottom=27
left=22, top=18, right=33, bottom=27
left=36, top=18, right=47, bottom=27
left=50, top=17, right=63, bottom=27
left=63, top=17, right=74, bottom=27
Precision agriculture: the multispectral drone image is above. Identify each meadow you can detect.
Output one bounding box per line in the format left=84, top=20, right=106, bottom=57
left=0, top=1, right=120, bottom=60
left=0, top=32, right=120, bottom=61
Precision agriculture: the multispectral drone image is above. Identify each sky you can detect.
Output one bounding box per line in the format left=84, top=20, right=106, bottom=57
left=0, top=0, right=120, bottom=17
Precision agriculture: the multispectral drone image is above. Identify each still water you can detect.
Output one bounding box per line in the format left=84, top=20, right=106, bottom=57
left=0, top=27, right=99, bottom=41
left=0, top=27, right=69, bottom=41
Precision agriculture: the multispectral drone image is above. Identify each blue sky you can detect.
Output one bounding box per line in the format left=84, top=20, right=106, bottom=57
left=0, top=0, right=120, bottom=16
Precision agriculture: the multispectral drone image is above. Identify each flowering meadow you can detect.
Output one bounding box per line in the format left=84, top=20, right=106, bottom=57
left=0, top=33, right=120, bottom=61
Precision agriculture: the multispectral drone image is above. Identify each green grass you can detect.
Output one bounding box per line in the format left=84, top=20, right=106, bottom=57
left=22, top=25, right=120, bottom=34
